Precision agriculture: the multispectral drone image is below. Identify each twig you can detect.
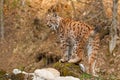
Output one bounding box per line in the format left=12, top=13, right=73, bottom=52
left=77, top=0, right=103, bottom=10
left=84, top=11, right=102, bottom=22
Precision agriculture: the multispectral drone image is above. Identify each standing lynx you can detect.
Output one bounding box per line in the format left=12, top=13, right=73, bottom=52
left=46, top=12, right=100, bottom=76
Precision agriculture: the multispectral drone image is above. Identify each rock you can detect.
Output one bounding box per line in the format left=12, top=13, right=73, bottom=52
left=55, top=76, right=80, bottom=80
left=13, top=69, right=22, bottom=75
left=33, top=68, right=80, bottom=80
left=43, top=68, right=60, bottom=77
left=11, top=65, right=101, bottom=80
left=33, top=68, right=60, bottom=80
left=53, top=62, right=82, bottom=77
left=12, top=68, right=60, bottom=80
left=52, top=62, right=101, bottom=80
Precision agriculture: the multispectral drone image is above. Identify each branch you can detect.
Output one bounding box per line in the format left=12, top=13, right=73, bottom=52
left=0, top=0, right=4, bottom=40
left=84, top=11, right=102, bottom=22
left=109, top=0, right=118, bottom=54
left=77, top=0, right=103, bottom=10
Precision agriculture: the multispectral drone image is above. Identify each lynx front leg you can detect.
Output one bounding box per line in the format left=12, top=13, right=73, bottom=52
left=68, top=41, right=83, bottom=63
left=59, top=39, right=70, bottom=62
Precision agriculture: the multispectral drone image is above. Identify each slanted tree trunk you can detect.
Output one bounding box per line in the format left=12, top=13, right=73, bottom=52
left=0, top=0, right=4, bottom=40
left=70, top=0, right=77, bottom=20
left=109, top=0, right=118, bottom=54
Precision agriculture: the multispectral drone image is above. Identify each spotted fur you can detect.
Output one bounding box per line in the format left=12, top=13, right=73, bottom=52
left=46, top=13, right=100, bottom=76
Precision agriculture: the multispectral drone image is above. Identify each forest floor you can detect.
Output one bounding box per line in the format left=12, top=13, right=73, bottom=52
left=0, top=0, right=120, bottom=80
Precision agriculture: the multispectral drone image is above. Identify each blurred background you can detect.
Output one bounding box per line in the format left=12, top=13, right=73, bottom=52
left=0, top=0, right=120, bottom=79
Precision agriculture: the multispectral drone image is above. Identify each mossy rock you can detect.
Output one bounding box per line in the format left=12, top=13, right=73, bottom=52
left=53, top=62, right=82, bottom=77
left=53, top=62, right=102, bottom=80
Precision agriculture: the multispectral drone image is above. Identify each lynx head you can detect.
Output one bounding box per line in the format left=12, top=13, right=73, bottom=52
left=46, top=13, right=61, bottom=31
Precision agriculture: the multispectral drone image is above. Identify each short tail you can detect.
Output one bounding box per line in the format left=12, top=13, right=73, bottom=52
left=90, top=26, right=101, bottom=37
left=94, top=26, right=101, bottom=33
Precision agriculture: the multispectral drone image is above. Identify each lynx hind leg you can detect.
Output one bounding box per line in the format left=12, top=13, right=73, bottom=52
left=87, top=36, right=99, bottom=76
left=88, top=54, right=98, bottom=77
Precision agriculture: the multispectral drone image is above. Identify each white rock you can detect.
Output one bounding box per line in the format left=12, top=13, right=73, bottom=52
left=55, top=76, right=80, bottom=80
left=32, top=76, right=44, bottom=80
left=43, top=68, right=60, bottom=77
left=33, top=69, right=56, bottom=80
left=12, top=69, right=22, bottom=75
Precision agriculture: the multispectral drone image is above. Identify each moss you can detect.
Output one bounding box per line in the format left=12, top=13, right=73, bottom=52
left=0, top=70, right=7, bottom=80
left=10, top=73, right=25, bottom=80
left=0, top=69, right=25, bottom=80
left=80, top=73, right=92, bottom=79
left=53, top=62, right=82, bottom=77
left=0, top=70, right=6, bottom=77
left=43, top=57, right=47, bottom=66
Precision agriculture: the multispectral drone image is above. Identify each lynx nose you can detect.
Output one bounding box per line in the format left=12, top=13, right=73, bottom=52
left=46, top=22, right=51, bottom=27
left=47, top=24, right=52, bottom=28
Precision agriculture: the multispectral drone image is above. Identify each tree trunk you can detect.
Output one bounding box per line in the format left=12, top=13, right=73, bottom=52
left=0, top=0, right=4, bottom=40
left=109, top=0, right=118, bottom=54
left=70, top=0, right=77, bottom=20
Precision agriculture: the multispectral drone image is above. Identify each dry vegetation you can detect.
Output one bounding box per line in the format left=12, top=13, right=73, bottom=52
left=0, top=0, right=120, bottom=79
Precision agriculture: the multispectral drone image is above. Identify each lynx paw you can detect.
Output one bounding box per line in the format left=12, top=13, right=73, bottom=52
left=68, top=57, right=80, bottom=63
left=59, top=58, right=68, bottom=63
